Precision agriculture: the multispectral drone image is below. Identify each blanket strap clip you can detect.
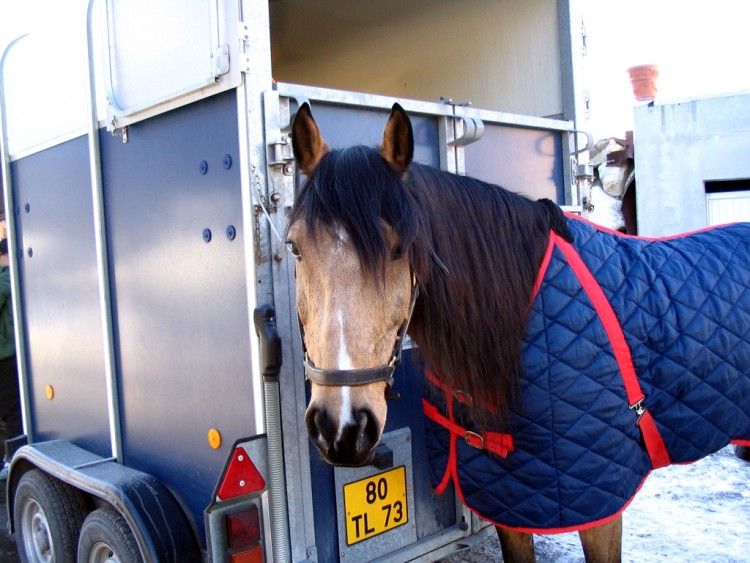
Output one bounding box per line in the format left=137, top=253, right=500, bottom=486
left=629, top=397, right=646, bottom=422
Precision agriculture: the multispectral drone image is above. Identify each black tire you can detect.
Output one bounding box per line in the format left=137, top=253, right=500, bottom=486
left=77, top=506, right=143, bottom=563
left=13, top=468, right=89, bottom=563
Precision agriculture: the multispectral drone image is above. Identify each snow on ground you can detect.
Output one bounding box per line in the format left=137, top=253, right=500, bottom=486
left=441, top=445, right=750, bottom=562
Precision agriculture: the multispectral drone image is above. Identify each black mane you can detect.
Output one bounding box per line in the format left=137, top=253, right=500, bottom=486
left=288, top=145, right=554, bottom=428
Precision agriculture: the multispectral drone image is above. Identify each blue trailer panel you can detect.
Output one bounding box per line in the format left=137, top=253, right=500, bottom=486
left=99, top=89, right=255, bottom=543
left=12, top=136, right=110, bottom=457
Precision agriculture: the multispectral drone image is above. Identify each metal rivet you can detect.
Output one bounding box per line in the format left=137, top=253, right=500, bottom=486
left=203, top=229, right=212, bottom=243
left=237, top=454, right=244, bottom=462
left=223, top=154, right=232, bottom=170
left=24, top=203, right=30, bottom=213
left=239, top=480, right=246, bottom=487
left=226, top=225, right=236, bottom=241
left=27, top=248, right=33, bottom=258
left=199, top=160, right=208, bottom=175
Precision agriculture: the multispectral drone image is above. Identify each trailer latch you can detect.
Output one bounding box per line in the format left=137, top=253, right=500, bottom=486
left=253, top=305, right=283, bottom=383
left=268, top=136, right=295, bottom=175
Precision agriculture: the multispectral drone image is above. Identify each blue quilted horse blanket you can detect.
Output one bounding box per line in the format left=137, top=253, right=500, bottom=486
left=423, top=215, right=750, bottom=533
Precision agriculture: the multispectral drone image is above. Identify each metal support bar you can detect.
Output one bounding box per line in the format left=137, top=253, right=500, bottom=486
left=253, top=305, right=290, bottom=563
left=86, top=0, right=123, bottom=463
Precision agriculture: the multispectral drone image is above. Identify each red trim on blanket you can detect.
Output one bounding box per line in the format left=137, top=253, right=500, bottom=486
left=531, top=232, right=556, bottom=302
left=487, top=472, right=652, bottom=536
left=553, top=233, right=671, bottom=469
left=432, top=395, right=457, bottom=495
left=732, top=439, right=750, bottom=447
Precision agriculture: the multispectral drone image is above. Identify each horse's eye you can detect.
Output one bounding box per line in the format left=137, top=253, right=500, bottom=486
left=391, top=244, right=405, bottom=260
left=286, top=240, right=302, bottom=260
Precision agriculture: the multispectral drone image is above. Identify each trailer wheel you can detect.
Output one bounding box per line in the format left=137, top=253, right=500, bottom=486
left=77, top=506, right=143, bottom=563
left=14, top=469, right=88, bottom=563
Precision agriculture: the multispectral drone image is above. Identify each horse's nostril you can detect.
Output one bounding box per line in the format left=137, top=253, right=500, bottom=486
left=336, top=409, right=380, bottom=457
left=305, top=406, right=335, bottom=445
left=357, top=408, right=380, bottom=445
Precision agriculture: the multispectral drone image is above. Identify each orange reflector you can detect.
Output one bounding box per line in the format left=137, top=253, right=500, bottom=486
left=228, top=544, right=263, bottom=563
left=217, top=448, right=266, bottom=500
left=208, top=428, right=222, bottom=449
left=226, top=506, right=261, bottom=549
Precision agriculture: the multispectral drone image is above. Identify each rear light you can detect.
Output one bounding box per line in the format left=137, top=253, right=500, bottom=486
left=228, top=545, right=263, bottom=563
left=218, top=447, right=266, bottom=500
left=226, top=506, right=263, bottom=562
left=207, top=438, right=268, bottom=562
left=227, top=507, right=261, bottom=549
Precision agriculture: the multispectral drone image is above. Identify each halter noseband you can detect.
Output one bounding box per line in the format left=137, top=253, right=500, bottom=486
left=300, top=274, right=419, bottom=398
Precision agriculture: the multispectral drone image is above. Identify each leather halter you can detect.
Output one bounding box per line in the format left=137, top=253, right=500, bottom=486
left=300, top=274, right=419, bottom=396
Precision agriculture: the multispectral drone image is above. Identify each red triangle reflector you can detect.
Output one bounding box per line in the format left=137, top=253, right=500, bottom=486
left=218, top=447, right=266, bottom=500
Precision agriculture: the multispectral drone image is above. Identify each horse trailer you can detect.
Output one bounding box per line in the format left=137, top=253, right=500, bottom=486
left=0, top=1, right=589, bottom=560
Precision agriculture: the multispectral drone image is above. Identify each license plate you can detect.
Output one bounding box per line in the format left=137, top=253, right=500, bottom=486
left=343, top=466, right=409, bottom=545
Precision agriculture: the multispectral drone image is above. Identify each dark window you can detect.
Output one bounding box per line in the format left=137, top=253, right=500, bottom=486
left=705, top=179, right=750, bottom=193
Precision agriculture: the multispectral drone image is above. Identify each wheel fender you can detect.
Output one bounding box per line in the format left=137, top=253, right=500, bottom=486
left=8, top=441, right=200, bottom=563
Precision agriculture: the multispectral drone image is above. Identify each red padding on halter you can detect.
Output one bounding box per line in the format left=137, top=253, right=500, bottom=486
left=553, top=233, right=671, bottom=470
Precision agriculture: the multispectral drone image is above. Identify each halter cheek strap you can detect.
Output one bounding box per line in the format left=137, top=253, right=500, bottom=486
left=300, top=275, right=419, bottom=397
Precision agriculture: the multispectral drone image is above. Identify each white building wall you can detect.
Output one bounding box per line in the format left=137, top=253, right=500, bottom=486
left=633, top=92, right=750, bottom=236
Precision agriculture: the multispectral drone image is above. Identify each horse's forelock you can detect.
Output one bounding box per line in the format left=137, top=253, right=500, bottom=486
left=290, top=146, right=423, bottom=281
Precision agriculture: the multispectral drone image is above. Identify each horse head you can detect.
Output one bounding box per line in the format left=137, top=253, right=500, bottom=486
left=287, top=103, right=418, bottom=466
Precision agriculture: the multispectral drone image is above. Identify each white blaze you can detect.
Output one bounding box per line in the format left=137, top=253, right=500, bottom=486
left=336, top=309, right=355, bottom=427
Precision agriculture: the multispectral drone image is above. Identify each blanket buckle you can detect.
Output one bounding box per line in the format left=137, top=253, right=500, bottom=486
left=629, top=397, right=646, bottom=422
left=464, top=431, right=484, bottom=449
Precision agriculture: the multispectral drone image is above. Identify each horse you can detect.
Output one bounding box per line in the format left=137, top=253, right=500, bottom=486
left=285, top=102, right=750, bottom=562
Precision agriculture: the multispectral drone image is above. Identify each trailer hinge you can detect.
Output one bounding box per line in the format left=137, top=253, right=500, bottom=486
left=212, top=44, right=230, bottom=78
left=268, top=136, right=295, bottom=176
left=583, top=89, right=591, bottom=120
left=238, top=22, right=252, bottom=73
left=581, top=18, right=588, bottom=56
left=109, top=118, right=128, bottom=144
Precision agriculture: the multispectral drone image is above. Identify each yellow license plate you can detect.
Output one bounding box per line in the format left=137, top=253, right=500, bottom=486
left=343, top=466, right=408, bottom=545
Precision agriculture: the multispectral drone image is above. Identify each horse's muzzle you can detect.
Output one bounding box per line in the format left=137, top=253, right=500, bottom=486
left=305, top=405, right=381, bottom=466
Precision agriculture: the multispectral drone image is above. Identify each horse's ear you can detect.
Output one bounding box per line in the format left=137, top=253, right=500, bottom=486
left=292, top=103, right=329, bottom=176
left=380, top=103, right=414, bottom=174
